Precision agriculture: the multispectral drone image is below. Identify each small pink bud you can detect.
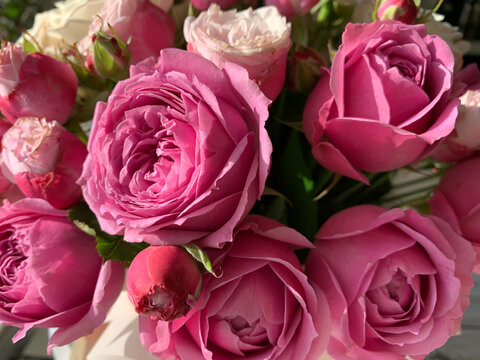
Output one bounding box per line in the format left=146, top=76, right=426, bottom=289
left=377, top=0, right=419, bottom=24
left=127, top=246, right=202, bottom=321
left=1, top=117, right=87, bottom=209
left=286, top=44, right=326, bottom=94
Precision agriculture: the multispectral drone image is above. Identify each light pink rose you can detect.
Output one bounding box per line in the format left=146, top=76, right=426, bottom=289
left=307, top=205, right=475, bottom=360
left=80, top=0, right=175, bottom=65
left=0, top=42, right=77, bottom=124
left=0, top=117, right=23, bottom=203
left=140, top=215, right=329, bottom=360
left=2, top=117, right=87, bottom=209
left=127, top=245, right=202, bottom=321
left=184, top=5, right=291, bottom=101
left=429, top=156, right=480, bottom=272
left=80, top=49, right=272, bottom=248
left=303, top=21, right=458, bottom=183
left=265, top=0, right=317, bottom=19
left=0, top=198, right=125, bottom=351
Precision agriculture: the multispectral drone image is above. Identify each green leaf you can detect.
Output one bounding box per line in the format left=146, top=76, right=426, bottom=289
left=182, top=244, right=221, bottom=278
left=68, top=202, right=149, bottom=264
left=22, top=39, right=36, bottom=54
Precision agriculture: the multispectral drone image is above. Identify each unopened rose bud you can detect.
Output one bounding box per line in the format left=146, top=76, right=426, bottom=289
left=90, top=29, right=130, bottom=81
left=376, top=0, right=419, bottom=24
left=1, top=117, right=87, bottom=209
left=287, top=44, right=326, bottom=94
left=127, top=246, right=202, bottom=321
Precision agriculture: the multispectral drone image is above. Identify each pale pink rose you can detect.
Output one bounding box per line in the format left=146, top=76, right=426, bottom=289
left=0, top=198, right=125, bottom=351
left=80, top=49, right=272, bottom=248
left=0, top=117, right=23, bottom=203
left=429, top=156, right=480, bottom=272
left=140, top=215, right=329, bottom=360
left=265, top=0, right=317, bottom=19
left=2, top=117, right=87, bottom=209
left=80, top=0, right=175, bottom=65
left=127, top=245, right=202, bottom=321
left=303, top=21, right=458, bottom=183
left=307, top=205, right=475, bottom=360
left=0, top=43, right=77, bottom=124
left=184, top=4, right=291, bottom=101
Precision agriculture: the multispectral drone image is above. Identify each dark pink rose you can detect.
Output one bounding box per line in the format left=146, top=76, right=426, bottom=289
left=307, top=205, right=475, bottom=360
left=376, top=0, right=419, bottom=24
left=0, top=42, right=77, bottom=124
left=189, top=0, right=236, bottom=11
left=0, top=198, right=125, bottom=351
left=265, top=0, right=318, bottom=19
left=303, top=21, right=458, bottom=183
left=2, top=117, right=87, bottom=209
left=80, top=0, right=175, bottom=65
left=80, top=49, right=272, bottom=248
left=429, top=156, right=480, bottom=272
left=127, top=245, right=202, bottom=321
left=140, top=215, right=329, bottom=360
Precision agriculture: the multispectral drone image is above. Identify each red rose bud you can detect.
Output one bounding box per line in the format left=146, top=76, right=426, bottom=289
left=286, top=44, right=326, bottom=94
left=376, top=0, right=419, bottom=24
left=127, top=246, right=202, bottom=321
left=90, top=28, right=130, bottom=81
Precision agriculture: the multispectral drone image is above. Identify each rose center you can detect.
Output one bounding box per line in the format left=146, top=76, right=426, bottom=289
left=384, top=271, right=412, bottom=310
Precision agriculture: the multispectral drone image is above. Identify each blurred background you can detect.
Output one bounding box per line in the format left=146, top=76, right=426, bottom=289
left=0, top=0, right=480, bottom=359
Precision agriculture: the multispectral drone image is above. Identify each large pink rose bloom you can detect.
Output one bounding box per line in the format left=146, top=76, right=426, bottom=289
left=0, top=42, right=77, bottom=124
left=140, top=215, right=329, bottom=360
left=0, top=198, right=125, bottom=351
left=80, top=49, right=272, bottom=248
left=303, top=21, right=458, bottom=183
left=80, top=0, right=175, bottom=65
left=429, top=156, right=480, bottom=272
left=307, top=205, right=475, bottom=360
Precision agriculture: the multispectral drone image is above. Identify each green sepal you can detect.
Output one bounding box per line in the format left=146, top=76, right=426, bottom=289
left=182, top=244, right=221, bottom=278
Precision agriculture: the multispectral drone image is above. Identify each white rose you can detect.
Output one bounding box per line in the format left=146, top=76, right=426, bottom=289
left=17, top=0, right=106, bottom=57
left=184, top=4, right=291, bottom=101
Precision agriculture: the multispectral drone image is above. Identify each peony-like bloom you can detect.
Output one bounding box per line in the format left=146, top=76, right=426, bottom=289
left=80, top=49, right=272, bottom=248
left=303, top=21, right=458, bottom=183
left=429, top=156, right=480, bottom=272
left=307, top=205, right=475, bottom=360
left=127, top=246, right=202, bottom=321
left=79, top=0, right=175, bottom=65
left=140, top=215, right=330, bottom=360
left=0, top=198, right=125, bottom=351
left=16, top=0, right=106, bottom=57
left=376, top=0, right=418, bottom=24
left=184, top=4, right=291, bottom=101
left=1, top=117, right=87, bottom=209
left=264, top=0, right=318, bottom=19
left=0, top=43, right=78, bottom=124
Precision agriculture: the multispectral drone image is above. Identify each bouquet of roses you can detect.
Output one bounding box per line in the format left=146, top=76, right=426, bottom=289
left=0, top=0, right=479, bottom=359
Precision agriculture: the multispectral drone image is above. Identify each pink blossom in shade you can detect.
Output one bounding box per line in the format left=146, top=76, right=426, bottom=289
left=429, top=156, right=480, bottom=273
left=265, top=0, right=318, bottom=19
left=80, top=49, right=272, bottom=248
left=376, top=0, right=419, bottom=24
left=306, top=205, right=475, bottom=360
left=0, top=43, right=77, bottom=124
left=0, top=198, right=125, bottom=350
left=79, top=0, right=176, bottom=65
left=139, top=215, right=330, bottom=360
left=189, top=0, right=237, bottom=11
left=127, top=246, right=202, bottom=321
left=303, top=21, right=459, bottom=184
left=1, top=117, right=87, bottom=209
left=184, top=5, right=291, bottom=101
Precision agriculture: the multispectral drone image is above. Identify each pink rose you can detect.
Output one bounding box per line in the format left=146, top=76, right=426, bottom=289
left=303, top=21, right=458, bottom=183
left=307, top=205, right=475, bottom=360
left=80, top=0, right=175, bottom=65
left=127, top=245, right=202, bottom=321
left=0, top=117, right=23, bottom=202
left=80, top=49, right=272, bottom=248
left=0, top=198, right=125, bottom=351
left=0, top=42, right=77, bottom=124
left=429, top=156, right=480, bottom=272
left=184, top=5, right=291, bottom=101
left=376, top=0, right=419, bottom=24
left=140, top=215, right=329, bottom=360
left=2, top=117, right=87, bottom=209
left=265, top=0, right=318, bottom=19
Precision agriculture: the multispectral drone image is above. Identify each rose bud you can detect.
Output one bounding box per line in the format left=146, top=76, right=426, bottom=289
left=0, top=42, right=77, bottom=124
left=127, top=246, right=202, bottom=321
left=89, top=29, right=130, bottom=81
left=2, top=117, right=87, bottom=209
left=376, top=0, right=419, bottom=24
left=287, top=44, right=326, bottom=94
